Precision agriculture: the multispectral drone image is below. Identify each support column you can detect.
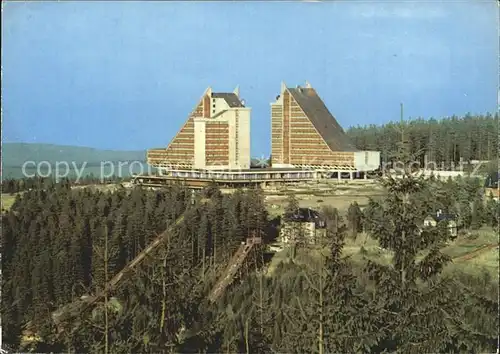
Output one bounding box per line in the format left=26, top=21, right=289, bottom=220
left=349, top=172, right=354, bottom=180
left=364, top=172, right=368, bottom=179
left=337, top=172, right=341, bottom=182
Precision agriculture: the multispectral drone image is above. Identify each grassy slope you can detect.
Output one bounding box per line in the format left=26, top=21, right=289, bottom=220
left=266, top=226, right=498, bottom=279
left=264, top=182, right=497, bottom=278
left=346, top=227, right=499, bottom=278
left=1, top=194, right=17, bottom=211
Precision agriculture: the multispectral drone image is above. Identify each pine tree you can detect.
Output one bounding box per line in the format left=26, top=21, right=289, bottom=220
left=268, top=223, right=381, bottom=353
left=363, top=117, right=486, bottom=352
left=347, top=202, right=363, bottom=240
left=346, top=113, right=498, bottom=164
left=485, top=193, right=499, bottom=227
left=284, top=193, right=299, bottom=215
left=320, top=206, right=341, bottom=235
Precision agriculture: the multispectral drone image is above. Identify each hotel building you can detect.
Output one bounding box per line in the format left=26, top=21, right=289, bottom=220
left=147, top=86, right=251, bottom=170
left=270, top=82, right=379, bottom=171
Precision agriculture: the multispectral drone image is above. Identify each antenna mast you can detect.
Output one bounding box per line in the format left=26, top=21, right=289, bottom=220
left=400, top=102, right=405, bottom=148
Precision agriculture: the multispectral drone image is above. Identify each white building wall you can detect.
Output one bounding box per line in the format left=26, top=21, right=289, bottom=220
left=193, top=119, right=206, bottom=169
left=354, top=151, right=380, bottom=171
left=212, top=97, right=229, bottom=117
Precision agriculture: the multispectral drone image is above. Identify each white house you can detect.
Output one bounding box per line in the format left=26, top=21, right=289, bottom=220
left=423, top=209, right=458, bottom=237
left=280, top=208, right=326, bottom=245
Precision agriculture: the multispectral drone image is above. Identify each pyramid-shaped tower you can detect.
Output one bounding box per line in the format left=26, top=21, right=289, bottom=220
left=271, top=82, right=379, bottom=170
left=147, top=86, right=251, bottom=170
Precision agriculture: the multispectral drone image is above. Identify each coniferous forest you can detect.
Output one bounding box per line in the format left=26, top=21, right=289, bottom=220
left=2, top=171, right=499, bottom=353
left=346, top=113, right=499, bottom=168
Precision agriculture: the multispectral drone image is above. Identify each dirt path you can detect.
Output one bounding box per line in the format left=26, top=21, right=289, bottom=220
left=452, top=244, right=498, bottom=262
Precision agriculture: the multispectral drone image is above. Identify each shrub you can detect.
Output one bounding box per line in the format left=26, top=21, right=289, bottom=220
left=466, top=232, right=479, bottom=240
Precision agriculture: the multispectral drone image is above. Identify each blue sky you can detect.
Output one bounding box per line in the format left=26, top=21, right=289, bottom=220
left=2, top=1, right=498, bottom=157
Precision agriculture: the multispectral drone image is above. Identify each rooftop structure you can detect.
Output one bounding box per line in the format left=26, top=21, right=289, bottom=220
left=283, top=207, right=326, bottom=228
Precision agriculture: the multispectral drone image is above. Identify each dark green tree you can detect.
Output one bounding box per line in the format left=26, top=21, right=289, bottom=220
left=284, top=193, right=299, bottom=215
left=347, top=202, right=363, bottom=240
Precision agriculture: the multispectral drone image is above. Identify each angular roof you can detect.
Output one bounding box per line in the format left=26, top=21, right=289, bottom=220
left=288, top=87, right=357, bottom=152
left=435, top=213, right=457, bottom=222
left=426, top=210, right=457, bottom=222
left=211, top=92, right=245, bottom=108
left=283, top=207, right=326, bottom=227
